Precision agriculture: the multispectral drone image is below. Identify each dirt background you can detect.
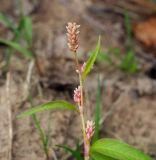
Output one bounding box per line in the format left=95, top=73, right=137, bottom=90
left=0, top=0, right=156, bottom=160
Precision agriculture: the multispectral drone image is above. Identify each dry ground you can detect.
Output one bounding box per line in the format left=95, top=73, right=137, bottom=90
left=0, top=0, right=156, bottom=160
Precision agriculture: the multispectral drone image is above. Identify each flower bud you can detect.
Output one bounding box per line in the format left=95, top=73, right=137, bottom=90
left=73, top=86, right=81, bottom=104
left=85, top=120, right=95, bottom=140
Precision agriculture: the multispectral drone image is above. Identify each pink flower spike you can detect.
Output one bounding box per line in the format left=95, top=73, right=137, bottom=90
left=66, top=22, right=80, bottom=52
left=73, top=86, right=81, bottom=104
left=85, top=120, right=95, bottom=140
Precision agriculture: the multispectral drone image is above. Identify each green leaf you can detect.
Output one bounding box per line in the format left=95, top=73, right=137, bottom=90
left=91, top=151, right=116, bottom=160
left=82, top=36, right=101, bottom=79
left=92, top=76, right=101, bottom=143
left=57, top=144, right=83, bottom=160
left=18, top=16, right=33, bottom=45
left=90, top=138, right=152, bottom=160
left=18, top=100, right=77, bottom=118
left=0, top=39, right=33, bottom=58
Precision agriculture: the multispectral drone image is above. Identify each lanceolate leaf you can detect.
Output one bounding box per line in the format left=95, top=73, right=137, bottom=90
left=18, top=100, right=77, bottom=118
left=90, top=138, right=152, bottom=160
left=0, top=39, right=33, bottom=58
left=90, top=151, right=116, bottom=160
left=82, top=36, right=101, bottom=79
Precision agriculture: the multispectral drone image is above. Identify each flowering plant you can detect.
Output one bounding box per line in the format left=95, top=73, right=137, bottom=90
left=19, top=22, right=152, bottom=160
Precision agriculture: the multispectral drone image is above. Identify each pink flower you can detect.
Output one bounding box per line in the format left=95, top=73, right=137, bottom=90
left=85, top=120, right=95, bottom=140
left=73, top=86, right=81, bottom=103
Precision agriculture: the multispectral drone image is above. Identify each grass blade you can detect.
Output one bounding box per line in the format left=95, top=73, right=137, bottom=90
left=92, top=76, right=101, bottom=143
left=18, top=16, right=33, bottom=45
left=0, top=39, right=33, bottom=58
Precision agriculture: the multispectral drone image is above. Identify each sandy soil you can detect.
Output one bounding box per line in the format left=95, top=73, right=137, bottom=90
left=0, top=0, right=156, bottom=160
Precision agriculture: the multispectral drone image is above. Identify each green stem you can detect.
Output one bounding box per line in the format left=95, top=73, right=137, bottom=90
left=79, top=77, right=89, bottom=160
left=73, top=52, right=80, bottom=71
left=18, top=0, right=24, bottom=16
left=32, top=114, right=49, bottom=160
left=28, top=94, right=49, bottom=160
left=74, top=51, right=90, bottom=160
